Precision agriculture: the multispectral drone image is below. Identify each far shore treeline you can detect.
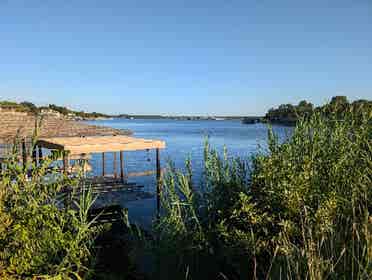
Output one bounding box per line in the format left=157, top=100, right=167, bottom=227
left=263, top=96, right=372, bottom=125
left=1, top=96, right=371, bottom=124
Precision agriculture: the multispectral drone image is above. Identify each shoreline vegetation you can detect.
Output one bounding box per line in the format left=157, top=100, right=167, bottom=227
left=0, top=101, right=255, bottom=121
left=1, top=96, right=370, bottom=126
left=0, top=98, right=371, bottom=279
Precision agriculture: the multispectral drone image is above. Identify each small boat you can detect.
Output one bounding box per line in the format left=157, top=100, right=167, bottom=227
left=242, top=117, right=260, bottom=124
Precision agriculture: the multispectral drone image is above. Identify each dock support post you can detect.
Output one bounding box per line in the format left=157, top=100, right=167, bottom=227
left=38, top=146, right=43, bottom=165
left=156, top=148, right=161, bottom=218
left=63, top=151, right=69, bottom=174
left=62, top=151, right=71, bottom=209
left=120, top=151, right=124, bottom=182
left=22, top=139, right=27, bottom=171
left=113, top=152, right=117, bottom=178
left=102, top=152, right=106, bottom=177
left=32, top=145, right=37, bottom=166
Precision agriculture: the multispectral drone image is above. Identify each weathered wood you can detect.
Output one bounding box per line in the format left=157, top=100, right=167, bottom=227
left=120, top=151, right=124, bottom=181
left=88, top=205, right=124, bottom=225
left=126, top=169, right=165, bottom=178
left=102, top=152, right=105, bottom=176
left=63, top=152, right=70, bottom=174
left=38, top=146, right=43, bottom=165
left=75, top=183, right=143, bottom=194
left=37, top=135, right=165, bottom=155
left=113, top=152, right=117, bottom=178
left=32, top=146, right=37, bottom=165
left=22, top=139, right=27, bottom=170
left=84, top=176, right=137, bottom=185
left=156, top=148, right=161, bottom=217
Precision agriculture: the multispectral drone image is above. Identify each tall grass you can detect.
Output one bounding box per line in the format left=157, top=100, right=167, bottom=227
left=151, top=108, right=371, bottom=280
left=0, top=140, right=98, bottom=279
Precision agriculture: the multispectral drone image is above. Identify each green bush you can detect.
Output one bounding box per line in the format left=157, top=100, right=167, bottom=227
left=0, top=141, right=97, bottom=279
left=152, top=108, right=372, bottom=280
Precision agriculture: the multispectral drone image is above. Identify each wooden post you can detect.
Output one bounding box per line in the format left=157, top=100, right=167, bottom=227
left=38, top=146, right=43, bottom=165
left=102, top=152, right=106, bottom=177
left=63, top=151, right=69, bottom=174
left=113, top=152, right=117, bottom=179
left=120, top=151, right=124, bottom=181
left=156, top=148, right=161, bottom=218
left=62, top=151, right=71, bottom=209
left=22, top=139, right=27, bottom=170
left=32, top=145, right=37, bottom=165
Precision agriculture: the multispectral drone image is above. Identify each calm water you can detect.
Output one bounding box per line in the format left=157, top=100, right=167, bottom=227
left=88, top=119, right=292, bottom=227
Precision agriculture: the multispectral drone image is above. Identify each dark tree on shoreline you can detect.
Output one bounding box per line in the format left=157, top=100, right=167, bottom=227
left=265, top=96, right=371, bottom=125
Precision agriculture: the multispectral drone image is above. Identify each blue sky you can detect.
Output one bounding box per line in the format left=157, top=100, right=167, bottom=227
left=0, top=0, right=371, bottom=115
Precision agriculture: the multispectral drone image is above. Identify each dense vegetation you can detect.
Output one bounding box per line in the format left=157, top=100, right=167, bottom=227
left=0, top=101, right=371, bottom=279
left=0, top=144, right=98, bottom=279
left=265, top=96, right=371, bottom=125
left=0, top=101, right=111, bottom=119
left=151, top=107, right=371, bottom=279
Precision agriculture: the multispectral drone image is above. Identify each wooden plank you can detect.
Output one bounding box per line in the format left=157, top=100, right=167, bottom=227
left=156, top=148, right=161, bottom=217
left=22, top=139, right=27, bottom=170
left=63, top=152, right=69, bottom=174
left=84, top=176, right=137, bottom=185
left=38, top=146, right=43, bottom=165
left=126, top=169, right=165, bottom=178
left=120, top=151, right=124, bottom=181
left=102, top=152, right=105, bottom=176
left=65, top=141, right=165, bottom=154
left=113, top=152, right=117, bottom=178
left=37, top=136, right=165, bottom=154
left=32, top=146, right=37, bottom=165
left=36, top=139, right=65, bottom=151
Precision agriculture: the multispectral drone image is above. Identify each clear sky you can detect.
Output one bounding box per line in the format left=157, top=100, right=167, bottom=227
left=0, top=0, right=371, bottom=116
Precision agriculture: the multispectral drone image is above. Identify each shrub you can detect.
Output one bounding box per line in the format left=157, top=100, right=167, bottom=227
left=0, top=140, right=97, bottom=279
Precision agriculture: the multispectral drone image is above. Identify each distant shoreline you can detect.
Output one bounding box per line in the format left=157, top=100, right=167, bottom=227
left=92, top=115, right=263, bottom=121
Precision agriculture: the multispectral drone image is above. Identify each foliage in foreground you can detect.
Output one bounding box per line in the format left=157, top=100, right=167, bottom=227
left=0, top=144, right=97, bottom=279
left=152, top=108, right=372, bottom=279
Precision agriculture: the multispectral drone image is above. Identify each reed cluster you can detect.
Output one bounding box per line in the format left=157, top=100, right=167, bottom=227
left=151, top=108, right=371, bottom=279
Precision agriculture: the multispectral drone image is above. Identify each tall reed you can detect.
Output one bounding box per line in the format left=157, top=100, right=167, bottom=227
left=151, top=108, right=371, bottom=280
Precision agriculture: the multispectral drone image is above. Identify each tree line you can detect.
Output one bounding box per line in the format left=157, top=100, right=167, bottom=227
left=0, top=101, right=111, bottom=119
left=264, top=96, right=371, bottom=125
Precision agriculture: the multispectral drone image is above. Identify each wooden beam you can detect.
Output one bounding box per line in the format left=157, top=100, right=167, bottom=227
left=38, top=146, right=43, bottom=165
left=37, top=136, right=166, bottom=155
left=63, top=152, right=69, bottom=174
left=120, top=151, right=124, bottom=181
left=65, top=142, right=165, bottom=154
left=32, top=146, right=37, bottom=165
left=22, top=139, right=27, bottom=170
left=126, top=168, right=165, bottom=178
left=113, top=152, right=117, bottom=178
left=156, top=148, right=161, bottom=217
left=36, top=139, right=65, bottom=151
left=102, top=152, right=105, bottom=177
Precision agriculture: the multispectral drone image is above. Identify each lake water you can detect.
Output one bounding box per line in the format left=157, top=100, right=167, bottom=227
left=88, top=119, right=292, bottom=227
